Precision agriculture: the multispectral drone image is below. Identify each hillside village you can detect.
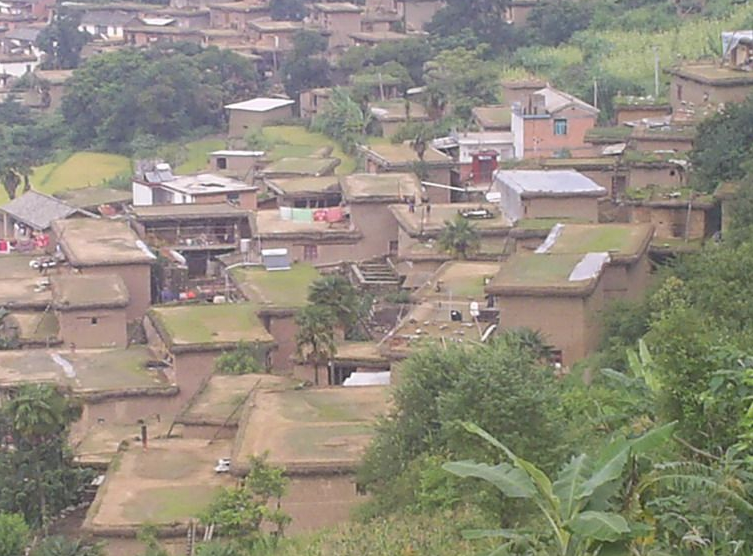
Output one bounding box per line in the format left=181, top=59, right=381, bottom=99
left=0, top=1, right=752, bottom=555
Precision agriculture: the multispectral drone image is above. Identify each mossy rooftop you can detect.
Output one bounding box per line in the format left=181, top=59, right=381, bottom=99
left=262, top=157, right=340, bottom=176
left=149, top=303, right=274, bottom=348
left=487, top=253, right=593, bottom=292
left=342, top=172, right=420, bottom=201
left=231, top=264, right=321, bottom=308
left=542, top=223, right=653, bottom=259
left=234, top=386, right=389, bottom=472
left=0, top=346, right=171, bottom=394
left=415, top=261, right=500, bottom=300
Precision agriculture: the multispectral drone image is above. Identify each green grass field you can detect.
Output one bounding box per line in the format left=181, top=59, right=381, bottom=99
left=0, top=152, right=132, bottom=204
left=122, top=485, right=220, bottom=523
left=232, top=264, right=320, bottom=308
left=262, top=126, right=357, bottom=175
left=175, top=138, right=225, bottom=174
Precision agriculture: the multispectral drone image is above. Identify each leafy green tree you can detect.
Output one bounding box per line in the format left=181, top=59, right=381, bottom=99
left=526, top=0, right=594, bottom=46
left=338, top=38, right=433, bottom=86
left=423, top=46, right=499, bottom=120
left=269, top=0, right=306, bottom=21
left=360, top=334, right=568, bottom=513
left=294, top=305, right=336, bottom=386
left=438, top=214, right=480, bottom=259
left=31, top=536, right=104, bottom=556
left=311, top=87, right=372, bottom=153
left=689, top=94, right=753, bottom=192
left=444, top=422, right=676, bottom=556
left=215, top=341, right=264, bottom=375
left=426, top=0, right=522, bottom=53
left=202, top=456, right=290, bottom=549
left=36, top=7, right=89, bottom=70
left=0, top=512, right=29, bottom=556
left=282, top=30, right=330, bottom=101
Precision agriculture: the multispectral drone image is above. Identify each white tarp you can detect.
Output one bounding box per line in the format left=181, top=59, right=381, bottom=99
left=343, top=372, right=391, bottom=387
left=535, top=223, right=564, bottom=253
left=569, top=252, right=610, bottom=282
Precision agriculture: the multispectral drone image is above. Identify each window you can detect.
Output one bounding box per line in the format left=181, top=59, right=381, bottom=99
left=227, top=192, right=240, bottom=205
left=553, top=119, right=568, bottom=136
left=388, top=240, right=398, bottom=255
left=91, top=317, right=98, bottom=325
left=216, top=157, right=227, bottom=170
left=676, top=84, right=683, bottom=101
left=303, top=245, right=318, bottom=261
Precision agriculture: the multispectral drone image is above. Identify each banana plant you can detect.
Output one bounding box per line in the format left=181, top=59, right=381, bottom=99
left=443, top=421, right=676, bottom=556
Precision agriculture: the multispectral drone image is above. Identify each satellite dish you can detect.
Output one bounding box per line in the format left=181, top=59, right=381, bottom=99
left=485, top=191, right=502, bottom=203
left=469, top=301, right=480, bottom=318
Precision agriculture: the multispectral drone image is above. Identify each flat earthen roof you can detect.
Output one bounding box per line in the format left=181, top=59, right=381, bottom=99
left=53, top=219, right=156, bottom=267
left=359, top=142, right=453, bottom=167
left=52, top=273, right=129, bottom=310
left=390, top=202, right=511, bottom=236
left=129, top=203, right=250, bottom=221
left=341, top=172, right=420, bottom=202
left=253, top=209, right=362, bottom=241
left=266, top=176, right=341, bottom=196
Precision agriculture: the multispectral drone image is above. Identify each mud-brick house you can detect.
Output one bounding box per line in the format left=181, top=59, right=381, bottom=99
left=505, top=0, right=538, bottom=25
left=132, top=164, right=259, bottom=209
left=247, top=19, right=303, bottom=71
left=24, top=68, right=74, bottom=111
left=614, top=95, right=672, bottom=125
left=485, top=251, right=608, bottom=366
left=380, top=261, right=501, bottom=360
left=368, top=99, right=429, bottom=138
left=629, top=126, right=695, bottom=154
left=625, top=188, right=716, bottom=244
left=299, top=87, right=332, bottom=120
left=341, top=173, right=420, bottom=259
left=145, top=302, right=275, bottom=400
left=666, top=63, right=753, bottom=115
left=472, top=105, right=512, bottom=132
left=532, top=222, right=654, bottom=301
left=251, top=209, right=362, bottom=265
left=310, top=2, right=363, bottom=50
left=230, top=263, right=320, bottom=374
left=493, top=169, right=607, bottom=223
left=390, top=202, right=512, bottom=283
left=128, top=203, right=253, bottom=278
left=209, top=1, right=269, bottom=30
left=225, top=97, right=295, bottom=137
left=51, top=219, right=156, bottom=321
left=231, top=386, right=389, bottom=532
left=499, top=77, right=547, bottom=106
left=266, top=175, right=342, bottom=209
left=358, top=142, right=455, bottom=197
left=511, top=86, right=599, bottom=159
left=209, top=150, right=266, bottom=180
left=51, top=274, right=129, bottom=349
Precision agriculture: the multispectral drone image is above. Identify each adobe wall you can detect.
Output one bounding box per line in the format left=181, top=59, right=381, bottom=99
left=267, top=313, right=298, bottom=372
left=350, top=202, right=399, bottom=259
left=195, top=191, right=257, bottom=210
left=260, top=238, right=362, bottom=265
left=81, top=264, right=152, bottom=322
left=400, top=0, right=443, bottom=31
left=629, top=205, right=707, bottom=240
left=615, top=106, right=671, bottom=124
left=669, top=74, right=753, bottom=113
left=228, top=105, right=294, bottom=137
left=58, top=308, right=127, bottom=349
left=630, top=136, right=693, bottom=153
left=282, top=475, right=364, bottom=534
left=496, top=294, right=587, bottom=367
left=524, top=196, right=600, bottom=222
left=628, top=165, right=685, bottom=190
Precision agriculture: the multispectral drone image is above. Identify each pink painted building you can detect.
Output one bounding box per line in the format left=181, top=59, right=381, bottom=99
left=511, top=86, right=599, bottom=160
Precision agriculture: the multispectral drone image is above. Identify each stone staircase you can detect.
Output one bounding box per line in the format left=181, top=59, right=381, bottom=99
left=351, top=257, right=400, bottom=292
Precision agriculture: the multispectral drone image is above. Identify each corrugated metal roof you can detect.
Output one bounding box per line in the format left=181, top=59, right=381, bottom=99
left=494, top=170, right=606, bottom=196
left=0, top=190, right=81, bottom=230
left=225, top=97, right=295, bottom=112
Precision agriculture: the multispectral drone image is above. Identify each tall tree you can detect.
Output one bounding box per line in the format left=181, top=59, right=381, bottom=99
left=295, top=305, right=336, bottom=386
left=269, top=0, right=307, bottom=21
left=36, top=7, right=89, bottom=70
left=282, top=30, right=330, bottom=101
left=426, top=0, right=520, bottom=54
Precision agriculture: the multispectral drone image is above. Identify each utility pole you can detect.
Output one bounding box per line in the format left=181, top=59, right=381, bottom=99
left=652, top=45, right=660, bottom=98
left=593, top=79, right=598, bottom=110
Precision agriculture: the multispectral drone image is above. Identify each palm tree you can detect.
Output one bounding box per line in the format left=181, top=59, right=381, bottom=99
left=307, top=275, right=362, bottom=334
left=5, top=384, right=81, bottom=442
left=438, top=215, right=480, bottom=259
left=295, top=306, right=337, bottom=386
